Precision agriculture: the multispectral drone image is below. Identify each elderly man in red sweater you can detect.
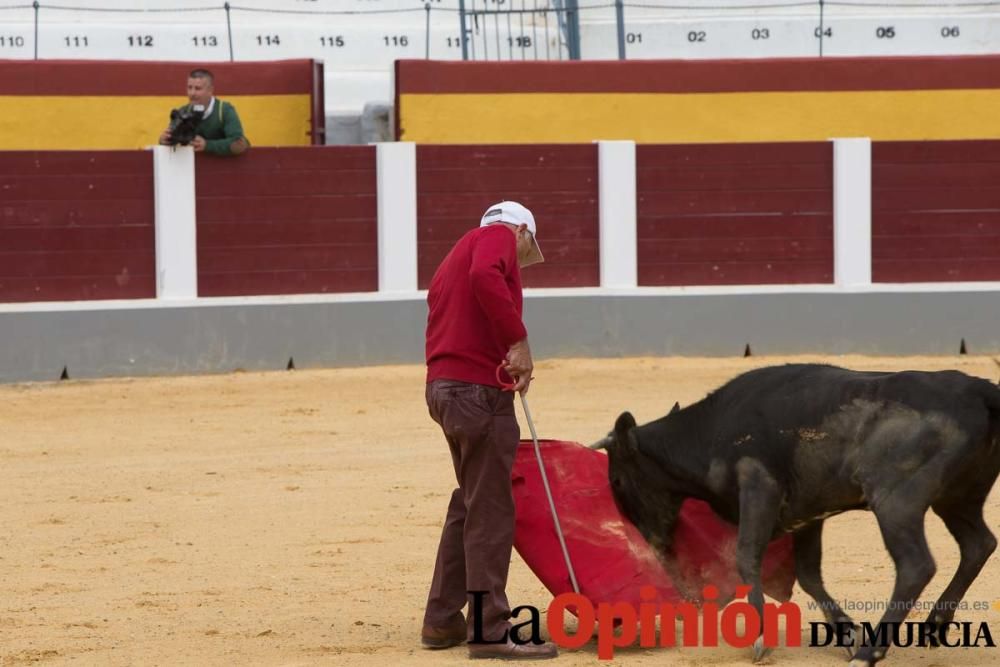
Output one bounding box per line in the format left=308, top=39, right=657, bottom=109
left=420, top=201, right=558, bottom=660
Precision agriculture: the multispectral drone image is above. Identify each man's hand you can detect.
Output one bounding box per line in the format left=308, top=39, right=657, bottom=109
left=191, top=136, right=207, bottom=152
left=503, top=338, right=534, bottom=395
left=159, top=129, right=172, bottom=145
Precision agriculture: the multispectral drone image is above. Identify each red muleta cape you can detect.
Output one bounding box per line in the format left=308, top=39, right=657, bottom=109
left=512, top=439, right=796, bottom=611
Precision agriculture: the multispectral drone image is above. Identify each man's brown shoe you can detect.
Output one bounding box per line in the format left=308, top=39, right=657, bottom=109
left=468, top=639, right=559, bottom=660
left=420, top=614, right=467, bottom=649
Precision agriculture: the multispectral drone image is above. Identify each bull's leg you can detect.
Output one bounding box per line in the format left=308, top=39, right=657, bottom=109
left=923, top=501, right=997, bottom=643
left=848, top=508, right=936, bottom=667
left=734, top=468, right=783, bottom=664
left=794, top=521, right=856, bottom=656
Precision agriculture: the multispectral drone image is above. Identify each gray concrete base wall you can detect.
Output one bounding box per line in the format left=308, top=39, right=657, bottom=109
left=2, top=291, right=999, bottom=383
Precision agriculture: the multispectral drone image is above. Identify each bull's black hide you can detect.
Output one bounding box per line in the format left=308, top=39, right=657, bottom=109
left=599, top=364, right=1000, bottom=666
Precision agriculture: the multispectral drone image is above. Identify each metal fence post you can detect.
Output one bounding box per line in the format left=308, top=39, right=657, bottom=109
left=458, top=0, right=469, bottom=60
left=33, top=0, right=39, bottom=60
left=425, top=3, right=431, bottom=58
left=818, top=0, right=825, bottom=57
left=565, top=0, right=581, bottom=59
left=225, top=2, right=234, bottom=61
left=615, top=0, right=626, bottom=59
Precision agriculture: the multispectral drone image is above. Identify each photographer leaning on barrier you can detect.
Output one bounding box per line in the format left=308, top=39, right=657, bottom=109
left=158, top=68, right=249, bottom=156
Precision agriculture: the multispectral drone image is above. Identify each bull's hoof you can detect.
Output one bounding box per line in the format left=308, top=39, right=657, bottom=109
left=841, top=624, right=859, bottom=658
left=847, top=661, right=872, bottom=667
left=922, top=614, right=947, bottom=648
left=751, top=636, right=772, bottom=663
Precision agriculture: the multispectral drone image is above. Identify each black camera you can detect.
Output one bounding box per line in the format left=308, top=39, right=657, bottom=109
left=167, top=105, right=204, bottom=146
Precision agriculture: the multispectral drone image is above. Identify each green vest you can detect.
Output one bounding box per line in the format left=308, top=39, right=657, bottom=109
left=184, top=99, right=249, bottom=156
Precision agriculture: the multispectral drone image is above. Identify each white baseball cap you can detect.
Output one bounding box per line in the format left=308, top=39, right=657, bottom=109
left=480, top=201, right=544, bottom=267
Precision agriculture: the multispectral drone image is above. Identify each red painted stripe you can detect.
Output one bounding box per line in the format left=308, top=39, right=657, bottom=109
left=198, top=246, right=377, bottom=273
left=196, top=196, right=376, bottom=224
left=199, top=221, right=376, bottom=247
left=873, top=259, right=1000, bottom=282
left=419, top=167, right=598, bottom=193
left=874, top=163, right=1000, bottom=188
left=639, top=143, right=831, bottom=167
left=418, top=144, right=598, bottom=167
left=0, top=150, right=152, bottom=175
left=873, top=212, right=1000, bottom=237
left=196, top=146, right=375, bottom=171
left=0, top=249, right=154, bottom=278
left=0, top=200, right=153, bottom=228
left=196, top=170, right=376, bottom=197
left=1, top=226, right=153, bottom=253
left=522, top=265, right=599, bottom=288
left=638, top=238, right=832, bottom=264
left=0, top=174, right=153, bottom=201
left=397, top=56, right=1000, bottom=94
left=0, top=60, right=316, bottom=96
left=638, top=216, right=832, bottom=240
left=873, top=235, right=1000, bottom=260
left=639, top=261, right=833, bottom=286
left=638, top=164, right=833, bottom=191
left=198, top=269, right=377, bottom=297
left=873, top=187, right=1000, bottom=212
left=873, top=140, right=1000, bottom=164
left=639, top=190, right=832, bottom=216
left=0, top=275, right=155, bottom=302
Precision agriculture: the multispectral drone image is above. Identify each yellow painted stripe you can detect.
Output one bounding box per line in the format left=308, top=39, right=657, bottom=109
left=0, top=94, right=312, bottom=150
left=400, top=89, right=1000, bottom=143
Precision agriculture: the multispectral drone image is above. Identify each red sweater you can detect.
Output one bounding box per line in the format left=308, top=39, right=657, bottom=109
left=426, top=225, right=528, bottom=387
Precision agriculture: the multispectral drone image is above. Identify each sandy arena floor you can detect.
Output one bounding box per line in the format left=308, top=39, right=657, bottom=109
left=2, top=355, right=1000, bottom=666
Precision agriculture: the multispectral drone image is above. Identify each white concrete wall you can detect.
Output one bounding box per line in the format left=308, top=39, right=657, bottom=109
left=598, top=140, right=638, bottom=289
left=152, top=145, right=198, bottom=299
left=833, top=138, right=872, bottom=288
left=376, top=142, right=418, bottom=292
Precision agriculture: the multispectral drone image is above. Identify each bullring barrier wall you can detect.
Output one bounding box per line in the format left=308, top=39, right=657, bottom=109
left=0, top=59, right=324, bottom=150
left=2, top=140, right=1000, bottom=382
left=395, top=55, right=1000, bottom=144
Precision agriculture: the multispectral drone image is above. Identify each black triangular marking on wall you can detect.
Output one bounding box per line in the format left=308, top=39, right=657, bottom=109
left=743, top=344, right=752, bottom=358
left=59, top=366, right=69, bottom=380
left=960, top=339, right=968, bottom=355
left=287, top=357, right=296, bottom=371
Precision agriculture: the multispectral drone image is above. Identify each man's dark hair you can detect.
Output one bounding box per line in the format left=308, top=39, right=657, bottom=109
left=189, top=68, right=214, bottom=85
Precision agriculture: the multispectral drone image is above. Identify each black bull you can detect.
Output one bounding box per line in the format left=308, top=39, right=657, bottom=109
left=593, top=364, right=1000, bottom=666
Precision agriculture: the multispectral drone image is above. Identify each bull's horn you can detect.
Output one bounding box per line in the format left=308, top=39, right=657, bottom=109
left=589, top=436, right=613, bottom=450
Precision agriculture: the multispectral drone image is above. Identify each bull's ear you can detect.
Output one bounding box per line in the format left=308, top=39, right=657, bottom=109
left=614, top=411, right=636, bottom=436
left=613, top=411, right=637, bottom=453
left=669, top=401, right=680, bottom=415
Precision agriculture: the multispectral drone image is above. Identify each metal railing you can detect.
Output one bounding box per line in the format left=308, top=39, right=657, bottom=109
left=458, top=0, right=582, bottom=60
left=2, top=0, right=1000, bottom=61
